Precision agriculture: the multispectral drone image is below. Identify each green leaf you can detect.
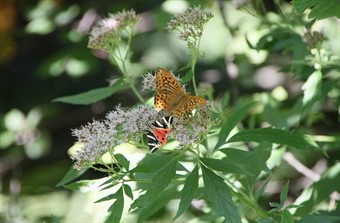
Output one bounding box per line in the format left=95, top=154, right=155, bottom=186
left=131, top=153, right=177, bottom=173
left=114, top=153, right=130, bottom=170
left=105, top=187, right=124, bottom=223
left=227, top=128, right=319, bottom=150
left=221, top=92, right=230, bottom=110
left=302, top=70, right=322, bottom=116
left=95, top=193, right=116, bottom=203
left=293, top=0, right=340, bottom=20
left=56, top=166, right=87, bottom=187
left=137, top=188, right=178, bottom=223
left=281, top=210, right=294, bottom=223
left=131, top=157, right=178, bottom=210
left=200, top=157, right=253, bottom=176
left=53, top=78, right=128, bottom=105
left=280, top=181, right=289, bottom=205
left=214, top=101, right=255, bottom=151
left=123, top=184, right=134, bottom=200
left=63, top=177, right=113, bottom=192
left=297, top=215, right=340, bottom=223
left=173, top=165, right=199, bottom=220
left=220, top=148, right=271, bottom=177
left=181, top=69, right=193, bottom=84
left=201, top=165, right=241, bottom=223
left=294, top=163, right=340, bottom=216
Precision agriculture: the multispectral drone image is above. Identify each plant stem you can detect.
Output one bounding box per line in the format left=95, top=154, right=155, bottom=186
left=110, top=43, right=145, bottom=103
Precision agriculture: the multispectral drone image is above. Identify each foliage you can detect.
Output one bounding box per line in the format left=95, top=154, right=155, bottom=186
left=1, top=0, right=339, bottom=222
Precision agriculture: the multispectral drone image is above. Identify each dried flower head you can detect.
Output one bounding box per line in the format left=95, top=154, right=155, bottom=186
left=71, top=104, right=159, bottom=169
left=303, top=29, right=324, bottom=49
left=142, top=72, right=156, bottom=91
left=88, top=9, right=139, bottom=52
left=171, top=102, right=212, bottom=147
left=167, top=7, right=213, bottom=49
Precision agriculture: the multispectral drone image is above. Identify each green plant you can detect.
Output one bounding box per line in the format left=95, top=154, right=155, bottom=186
left=57, top=2, right=340, bottom=223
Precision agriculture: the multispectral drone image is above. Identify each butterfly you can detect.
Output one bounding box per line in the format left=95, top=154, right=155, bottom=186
left=154, top=68, right=206, bottom=117
left=146, top=116, right=173, bottom=153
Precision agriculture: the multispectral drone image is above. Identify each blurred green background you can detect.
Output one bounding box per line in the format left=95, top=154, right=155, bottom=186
left=0, top=0, right=339, bottom=222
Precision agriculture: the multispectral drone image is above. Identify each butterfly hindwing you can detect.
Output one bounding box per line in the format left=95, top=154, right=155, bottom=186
left=146, top=130, right=162, bottom=153
left=146, top=116, right=173, bottom=153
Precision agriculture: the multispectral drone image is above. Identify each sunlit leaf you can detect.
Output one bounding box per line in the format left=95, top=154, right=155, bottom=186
left=63, top=177, right=113, bottom=192
left=114, top=153, right=130, bottom=170
left=105, top=187, right=124, bottom=223
left=56, top=166, right=87, bottom=187
left=280, top=181, right=289, bottom=205
left=53, top=79, right=128, bottom=105
left=293, top=0, right=340, bottom=19
left=302, top=70, right=322, bottom=116
left=123, top=184, right=134, bottom=200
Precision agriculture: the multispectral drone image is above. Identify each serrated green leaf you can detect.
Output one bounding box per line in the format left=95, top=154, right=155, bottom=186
left=53, top=78, right=128, bottom=105
left=123, top=184, right=133, bottom=200
left=56, top=166, right=87, bottom=187
left=214, top=101, right=255, bottom=151
left=114, top=153, right=130, bottom=170
left=131, top=153, right=177, bottom=173
left=105, top=187, right=124, bottom=223
left=293, top=0, right=340, bottom=19
left=220, top=148, right=271, bottom=177
left=131, top=157, right=178, bottom=210
left=227, top=128, right=319, bottom=150
left=137, top=188, right=178, bottom=223
left=280, top=181, right=289, bottom=205
left=173, top=165, right=199, bottom=220
left=201, top=165, right=241, bottom=223
left=297, top=215, right=340, bottom=223
left=200, top=157, right=253, bottom=176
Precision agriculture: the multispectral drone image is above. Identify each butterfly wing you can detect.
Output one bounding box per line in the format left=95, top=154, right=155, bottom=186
left=155, top=68, right=184, bottom=112
left=173, top=95, right=206, bottom=116
left=152, top=116, right=173, bottom=129
left=146, top=130, right=162, bottom=153
left=146, top=116, right=173, bottom=153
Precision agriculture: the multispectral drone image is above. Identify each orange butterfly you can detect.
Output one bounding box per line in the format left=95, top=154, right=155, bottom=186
left=154, top=68, right=206, bottom=116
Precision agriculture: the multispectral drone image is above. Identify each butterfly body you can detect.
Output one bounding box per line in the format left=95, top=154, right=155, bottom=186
left=155, top=68, right=206, bottom=116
